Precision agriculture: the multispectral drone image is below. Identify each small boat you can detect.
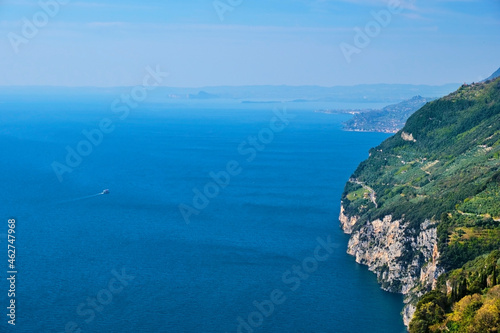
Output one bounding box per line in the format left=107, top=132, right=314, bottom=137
left=102, top=189, right=110, bottom=194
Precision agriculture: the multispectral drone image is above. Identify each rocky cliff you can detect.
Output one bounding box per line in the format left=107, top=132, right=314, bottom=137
left=339, top=77, right=500, bottom=330
left=340, top=209, right=444, bottom=326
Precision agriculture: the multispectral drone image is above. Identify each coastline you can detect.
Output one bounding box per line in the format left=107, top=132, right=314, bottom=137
left=339, top=203, right=443, bottom=329
left=342, top=128, right=399, bottom=134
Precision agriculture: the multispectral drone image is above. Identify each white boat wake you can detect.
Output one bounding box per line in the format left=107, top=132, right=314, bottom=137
left=55, top=190, right=109, bottom=205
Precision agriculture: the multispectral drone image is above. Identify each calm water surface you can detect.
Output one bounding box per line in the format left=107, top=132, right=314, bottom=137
left=0, top=101, right=406, bottom=332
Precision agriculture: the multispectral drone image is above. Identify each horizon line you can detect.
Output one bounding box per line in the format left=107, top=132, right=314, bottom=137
left=0, top=82, right=463, bottom=90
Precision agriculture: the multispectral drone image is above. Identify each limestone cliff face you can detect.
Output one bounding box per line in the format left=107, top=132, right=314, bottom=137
left=339, top=204, right=358, bottom=234
left=340, top=209, right=444, bottom=328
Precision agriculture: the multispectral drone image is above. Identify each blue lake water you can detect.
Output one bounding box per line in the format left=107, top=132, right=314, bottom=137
left=0, top=101, right=406, bottom=332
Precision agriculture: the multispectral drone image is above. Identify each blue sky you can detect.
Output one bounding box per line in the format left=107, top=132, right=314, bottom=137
left=0, top=0, right=499, bottom=87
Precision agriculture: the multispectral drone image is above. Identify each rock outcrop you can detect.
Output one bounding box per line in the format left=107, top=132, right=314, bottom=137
left=341, top=211, right=443, bottom=329
left=401, top=131, right=416, bottom=142
left=339, top=204, right=358, bottom=234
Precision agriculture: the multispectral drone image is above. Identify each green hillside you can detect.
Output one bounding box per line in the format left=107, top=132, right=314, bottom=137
left=341, top=78, right=500, bottom=331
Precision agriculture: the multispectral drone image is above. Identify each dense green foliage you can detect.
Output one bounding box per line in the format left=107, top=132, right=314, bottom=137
left=410, top=290, right=448, bottom=333
left=342, top=78, right=500, bottom=270
left=410, top=251, right=500, bottom=332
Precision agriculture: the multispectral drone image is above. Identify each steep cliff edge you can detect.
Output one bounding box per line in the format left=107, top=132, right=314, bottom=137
left=341, top=211, right=443, bottom=325
left=340, top=77, right=500, bottom=330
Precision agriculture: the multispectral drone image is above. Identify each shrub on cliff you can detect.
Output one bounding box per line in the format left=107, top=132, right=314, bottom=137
left=410, top=290, right=448, bottom=333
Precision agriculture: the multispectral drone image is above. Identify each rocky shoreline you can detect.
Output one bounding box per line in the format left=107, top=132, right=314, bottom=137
left=339, top=205, right=444, bottom=328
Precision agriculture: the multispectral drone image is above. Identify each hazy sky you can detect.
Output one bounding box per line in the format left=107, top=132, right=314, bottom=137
left=1, top=0, right=499, bottom=87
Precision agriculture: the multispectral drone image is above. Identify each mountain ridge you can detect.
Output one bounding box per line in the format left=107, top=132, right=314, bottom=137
left=0, top=83, right=460, bottom=104
left=484, top=67, right=500, bottom=82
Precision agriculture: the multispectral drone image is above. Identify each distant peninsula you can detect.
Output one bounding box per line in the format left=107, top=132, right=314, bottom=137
left=317, top=96, right=434, bottom=133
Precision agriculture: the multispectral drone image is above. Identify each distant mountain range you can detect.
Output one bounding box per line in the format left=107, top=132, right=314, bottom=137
left=4, top=69, right=499, bottom=105
left=0, top=84, right=460, bottom=104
